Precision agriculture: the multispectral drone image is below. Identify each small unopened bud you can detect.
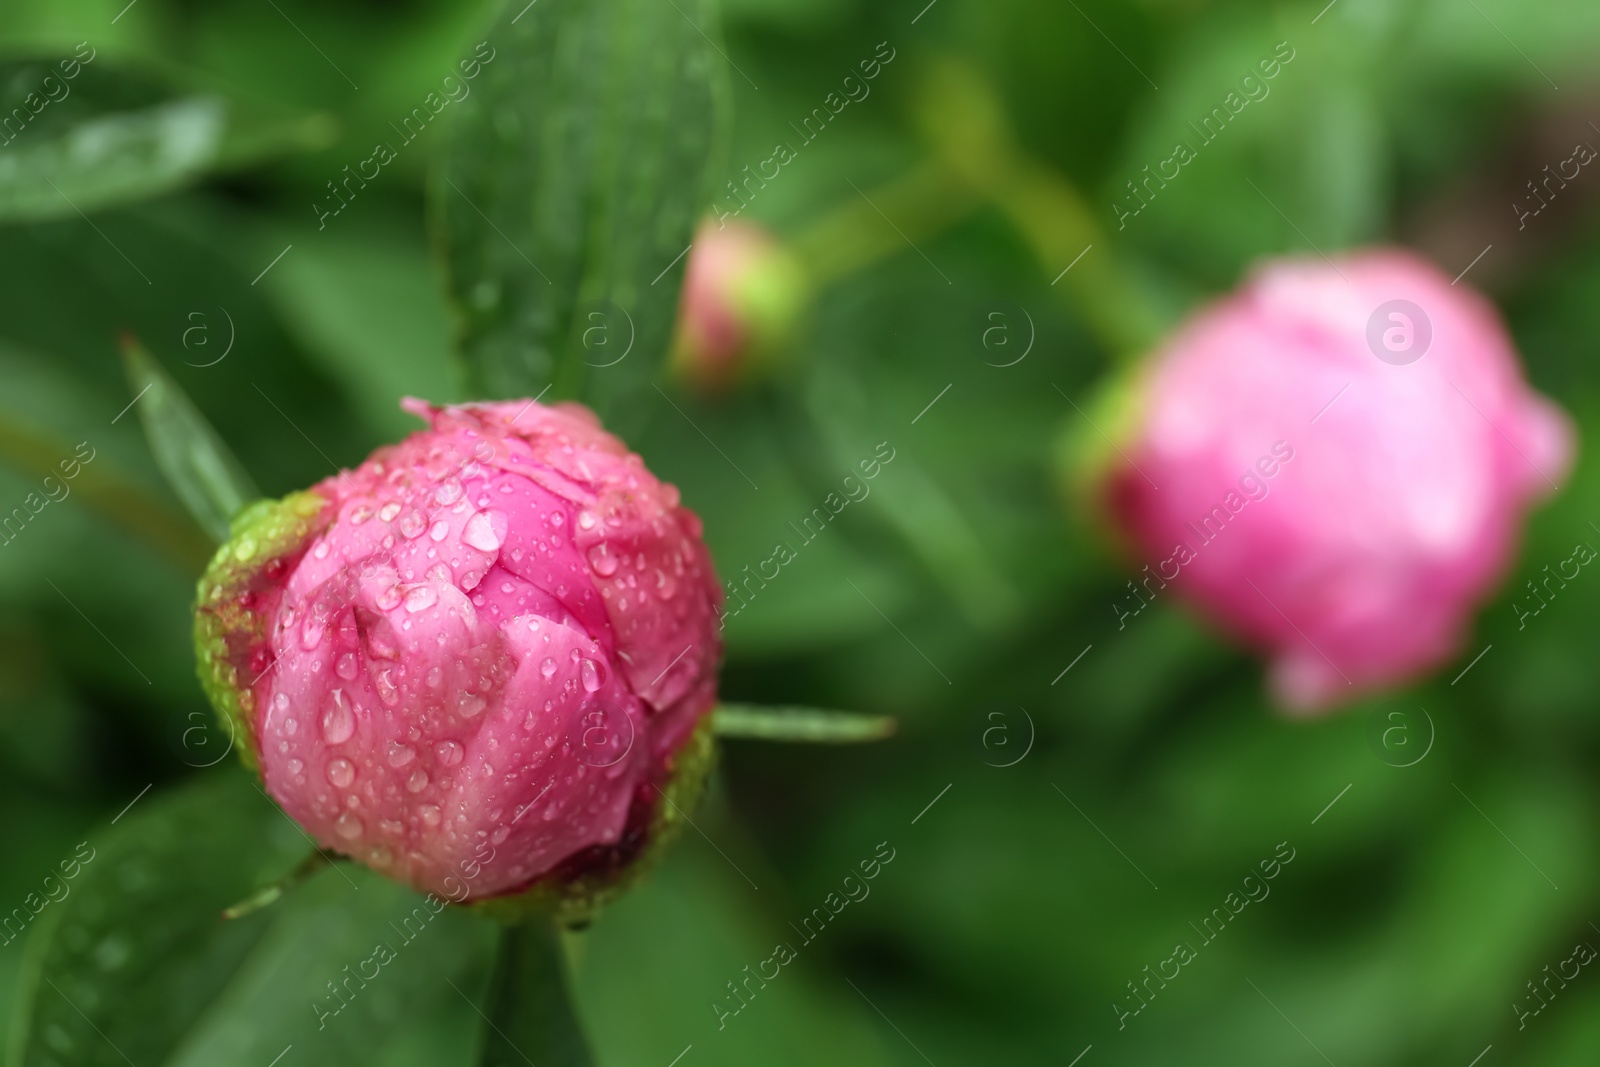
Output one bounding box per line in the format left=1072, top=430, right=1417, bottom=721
left=670, top=218, right=806, bottom=392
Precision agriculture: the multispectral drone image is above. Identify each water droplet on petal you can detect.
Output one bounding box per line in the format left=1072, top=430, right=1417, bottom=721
left=376, top=584, right=403, bottom=611
left=404, top=586, right=438, bottom=613
left=407, top=768, right=429, bottom=793
left=463, top=510, right=505, bottom=552
left=580, top=658, right=602, bottom=692
left=313, top=541, right=330, bottom=560
left=588, top=543, right=619, bottom=577
left=419, top=804, right=441, bottom=827
left=299, top=615, right=326, bottom=651
left=379, top=502, right=402, bottom=522
left=399, top=509, right=427, bottom=539
left=336, top=812, right=363, bottom=839
left=435, top=479, right=464, bottom=506
left=436, top=740, right=464, bottom=766
left=336, top=653, right=359, bottom=680
left=386, top=741, right=416, bottom=768
left=321, top=690, right=356, bottom=744
left=326, top=758, right=355, bottom=787
left=540, top=657, right=557, bottom=679
left=458, top=693, right=487, bottom=718
left=429, top=520, right=450, bottom=542
left=577, top=510, right=598, bottom=530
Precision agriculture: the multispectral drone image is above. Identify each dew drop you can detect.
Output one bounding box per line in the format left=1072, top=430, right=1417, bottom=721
left=429, top=519, right=450, bottom=542
left=379, top=502, right=402, bottom=522
left=326, top=758, right=355, bottom=787
left=386, top=741, right=417, bottom=768
left=321, top=690, right=356, bottom=744
left=399, top=509, right=427, bottom=539
left=376, top=585, right=402, bottom=611
left=336, top=653, right=359, bottom=680
left=407, top=768, right=429, bottom=793
left=581, top=658, right=602, bottom=692
left=335, top=812, right=363, bottom=839
left=588, top=544, right=619, bottom=577
left=464, top=509, right=506, bottom=553
left=313, top=541, right=330, bottom=560
left=419, top=804, right=442, bottom=827
left=436, top=739, right=464, bottom=766
left=404, top=586, right=439, bottom=613
left=299, top=615, right=326, bottom=651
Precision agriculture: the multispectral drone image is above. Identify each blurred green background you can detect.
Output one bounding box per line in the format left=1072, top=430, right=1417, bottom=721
left=3, top=0, right=1600, bottom=1064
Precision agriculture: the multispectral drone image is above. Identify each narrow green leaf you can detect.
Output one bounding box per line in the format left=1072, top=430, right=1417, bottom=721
left=477, top=921, right=595, bottom=1067
left=120, top=337, right=260, bottom=543
left=434, top=0, right=726, bottom=425
left=713, top=704, right=898, bottom=743
left=0, top=57, right=335, bottom=223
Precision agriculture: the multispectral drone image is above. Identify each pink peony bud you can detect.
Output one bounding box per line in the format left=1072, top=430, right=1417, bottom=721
left=1103, top=250, right=1573, bottom=712
left=669, top=218, right=806, bottom=391
left=195, top=398, right=722, bottom=912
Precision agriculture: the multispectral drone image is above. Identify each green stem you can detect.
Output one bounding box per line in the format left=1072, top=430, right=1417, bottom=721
left=713, top=703, right=897, bottom=743
left=220, top=849, right=331, bottom=920
left=0, top=418, right=214, bottom=571
left=790, top=158, right=985, bottom=291
left=479, top=918, right=596, bottom=1066
left=911, top=57, right=1169, bottom=361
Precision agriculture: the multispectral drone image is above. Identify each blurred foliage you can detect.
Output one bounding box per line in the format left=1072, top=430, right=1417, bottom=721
left=1, top=0, right=1599, bottom=1064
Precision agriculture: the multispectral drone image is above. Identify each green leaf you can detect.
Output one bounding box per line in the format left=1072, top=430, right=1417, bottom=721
left=434, top=0, right=726, bottom=425
left=7, top=772, right=313, bottom=1067
left=120, top=336, right=260, bottom=543
left=476, top=921, right=595, bottom=1067
left=713, top=704, right=897, bottom=743
left=0, top=57, right=334, bottom=223
left=9, top=770, right=499, bottom=1067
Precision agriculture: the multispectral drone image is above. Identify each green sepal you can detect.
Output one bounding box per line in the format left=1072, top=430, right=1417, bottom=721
left=193, top=491, right=330, bottom=772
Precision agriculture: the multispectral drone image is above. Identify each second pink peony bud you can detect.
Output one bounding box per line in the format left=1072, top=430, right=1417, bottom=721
left=1101, top=250, right=1573, bottom=712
